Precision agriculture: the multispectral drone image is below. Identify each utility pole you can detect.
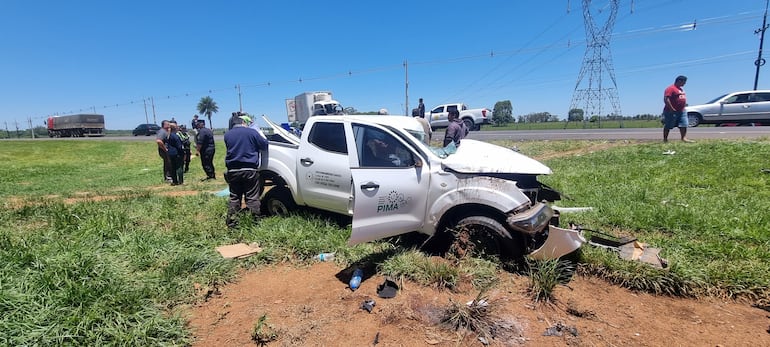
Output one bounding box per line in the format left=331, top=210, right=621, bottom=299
left=754, top=0, right=769, bottom=90
left=151, top=97, right=157, bottom=124
left=237, top=84, right=243, bottom=112
left=28, top=117, right=35, bottom=139
left=143, top=98, right=149, bottom=123
left=404, top=60, right=409, bottom=116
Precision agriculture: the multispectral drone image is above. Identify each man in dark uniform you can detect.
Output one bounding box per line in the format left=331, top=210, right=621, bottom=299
left=195, top=120, right=216, bottom=180
left=155, top=120, right=172, bottom=182
left=224, top=115, right=269, bottom=228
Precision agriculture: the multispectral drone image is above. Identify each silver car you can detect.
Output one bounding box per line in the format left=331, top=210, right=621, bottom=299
left=686, top=90, right=770, bottom=127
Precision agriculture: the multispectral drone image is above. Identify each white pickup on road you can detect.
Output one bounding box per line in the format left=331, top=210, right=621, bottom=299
left=427, top=103, right=491, bottom=131
left=259, top=115, right=584, bottom=260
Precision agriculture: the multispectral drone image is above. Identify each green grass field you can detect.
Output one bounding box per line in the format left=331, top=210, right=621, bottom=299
left=0, top=137, right=768, bottom=345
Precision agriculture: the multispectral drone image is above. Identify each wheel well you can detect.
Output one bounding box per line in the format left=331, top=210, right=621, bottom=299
left=425, top=203, right=529, bottom=260
left=259, top=170, right=287, bottom=188
left=437, top=204, right=505, bottom=232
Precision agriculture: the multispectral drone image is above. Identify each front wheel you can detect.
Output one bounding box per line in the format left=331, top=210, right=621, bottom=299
left=260, top=186, right=297, bottom=216
left=449, top=215, right=525, bottom=260
left=687, top=113, right=701, bottom=127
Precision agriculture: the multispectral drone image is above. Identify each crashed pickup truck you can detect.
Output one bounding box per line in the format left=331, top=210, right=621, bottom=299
left=259, top=115, right=583, bottom=259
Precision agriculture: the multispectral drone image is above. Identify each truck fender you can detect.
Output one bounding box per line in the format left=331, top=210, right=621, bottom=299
left=262, top=157, right=302, bottom=205
left=427, top=176, right=532, bottom=230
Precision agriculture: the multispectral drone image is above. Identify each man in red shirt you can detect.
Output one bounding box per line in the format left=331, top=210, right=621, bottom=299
left=662, top=75, right=694, bottom=143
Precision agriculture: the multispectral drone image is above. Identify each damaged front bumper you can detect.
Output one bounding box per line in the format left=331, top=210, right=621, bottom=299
left=506, top=203, right=586, bottom=259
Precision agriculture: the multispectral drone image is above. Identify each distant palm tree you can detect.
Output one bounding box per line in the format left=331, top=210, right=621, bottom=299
left=196, top=96, right=219, bottom=129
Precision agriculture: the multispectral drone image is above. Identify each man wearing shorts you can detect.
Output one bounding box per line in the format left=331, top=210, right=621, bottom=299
left=662, top=75, right=694, bottom=143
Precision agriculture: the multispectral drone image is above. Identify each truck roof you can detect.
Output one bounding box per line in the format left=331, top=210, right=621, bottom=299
left=312, top=114, right=426, bottom=141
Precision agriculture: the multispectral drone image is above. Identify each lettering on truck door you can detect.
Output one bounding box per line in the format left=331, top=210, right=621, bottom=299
left=348, top=124, right=431, bottom=245
left=295, top=121, right=352, bottom=215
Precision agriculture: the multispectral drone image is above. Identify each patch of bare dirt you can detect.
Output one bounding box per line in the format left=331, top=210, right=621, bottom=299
left=187, top=263, right=770, bottom=346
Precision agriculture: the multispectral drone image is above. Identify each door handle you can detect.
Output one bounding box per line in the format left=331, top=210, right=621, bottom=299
left=300, top=157, right=314, bottom=165
left=360, top=182, right=379, bottom=191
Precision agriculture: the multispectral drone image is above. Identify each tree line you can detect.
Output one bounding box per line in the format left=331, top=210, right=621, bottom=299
left=490, top=100, right=660, bottom=126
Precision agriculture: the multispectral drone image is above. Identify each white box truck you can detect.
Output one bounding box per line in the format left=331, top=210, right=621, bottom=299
left=286, top=91, right=343, bottom=125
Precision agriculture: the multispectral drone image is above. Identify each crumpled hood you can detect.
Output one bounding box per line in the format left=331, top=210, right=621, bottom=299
left=441, top=139, right=552, bottom=175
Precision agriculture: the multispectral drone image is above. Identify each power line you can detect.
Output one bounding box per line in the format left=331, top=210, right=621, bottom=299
left=36, top=8, right=763, bottom=122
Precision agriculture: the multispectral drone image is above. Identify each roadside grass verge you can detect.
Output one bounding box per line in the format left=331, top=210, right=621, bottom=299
left=1, top=138, right=769, bottom=344
left=538, top=138, right=770, bottom=301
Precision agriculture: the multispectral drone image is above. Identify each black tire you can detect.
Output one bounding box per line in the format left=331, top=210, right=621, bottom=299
left=687, top=113, right=701, bottom=127
left=450, top=215, right=525, bottom=260
left=462, top=118, right=474, bottom=131
left=260, top=186, right=297, bottom=216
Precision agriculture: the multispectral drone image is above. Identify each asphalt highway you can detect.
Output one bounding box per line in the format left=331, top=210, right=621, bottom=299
left=18, top=125, right=770, bottom=142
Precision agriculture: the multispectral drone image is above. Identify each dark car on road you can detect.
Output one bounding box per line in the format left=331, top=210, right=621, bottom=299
left=132, top=123, right=161, bottom=136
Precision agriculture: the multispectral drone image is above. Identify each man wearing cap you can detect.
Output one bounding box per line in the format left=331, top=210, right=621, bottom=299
left=196, top=119, right=216, bottom=180
left=223, top=115, right=269, bottom=228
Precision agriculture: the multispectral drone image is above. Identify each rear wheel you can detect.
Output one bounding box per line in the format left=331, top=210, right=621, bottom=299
left=260, top=186, right=297, bottom=216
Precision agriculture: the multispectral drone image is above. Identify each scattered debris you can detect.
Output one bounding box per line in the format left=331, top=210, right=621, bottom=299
left=466, top=299, right=489, bottom=308
left=377, top=278, right=399, bottom=298
left=761, top=168, right=770, bottom=174
left=361, top=298, right=376, bottom=313
left=663, top=150, right=676, bottom=155
left=553, top=205, right=594, bottom=213
left=618, top=241, right=668, bottom=269
left=581, top=226, right=668, bottom=269
left=529, top=225, right=587, bottom=260
left=372, top=331, right=380, bottom=345
left=589, top=229, right=636, bottom=247
left=216, top=242, right=262, bottom=259
left=543, top=322, right=578, bottom=337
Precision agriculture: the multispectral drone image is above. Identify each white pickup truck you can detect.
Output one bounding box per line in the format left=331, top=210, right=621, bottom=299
left=427, top=103, right=491, bottom=131
left=259, top=115, right=583, bottom=259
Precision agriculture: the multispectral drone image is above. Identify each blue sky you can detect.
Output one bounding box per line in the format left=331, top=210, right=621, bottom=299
left=2, top=0, right=768, bottom=130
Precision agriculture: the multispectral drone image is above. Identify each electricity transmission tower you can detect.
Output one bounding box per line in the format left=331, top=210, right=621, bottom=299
left=569, top=0, right=623, bottom=127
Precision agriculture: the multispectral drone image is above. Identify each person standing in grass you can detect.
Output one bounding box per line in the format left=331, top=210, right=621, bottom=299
left=223, top=115, right=269, bottom=228
left=190, top=114, right=199, bottom=145
left=155, top=120, right=172, bottom=182
left=165, top=123, right=185, bottom=185
left=177, top=124, right=192, bottom=173
left=662, top=75, right=694, bottom=143
left=196, top=120, right=217, bottom=180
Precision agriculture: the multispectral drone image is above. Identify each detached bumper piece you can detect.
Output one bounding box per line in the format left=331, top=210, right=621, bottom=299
left=529, top=225, right=587, bottom=260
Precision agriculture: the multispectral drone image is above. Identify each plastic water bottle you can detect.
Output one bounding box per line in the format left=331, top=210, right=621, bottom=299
left=349, top=268, right=363, bottom=291
left=315, top=252, right=335, bottom=261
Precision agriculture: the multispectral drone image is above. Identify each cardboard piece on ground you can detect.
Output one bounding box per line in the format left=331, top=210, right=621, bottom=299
left=216, top=243, right=262, bottom=259
left=618, top=241, right=667, bottom=269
